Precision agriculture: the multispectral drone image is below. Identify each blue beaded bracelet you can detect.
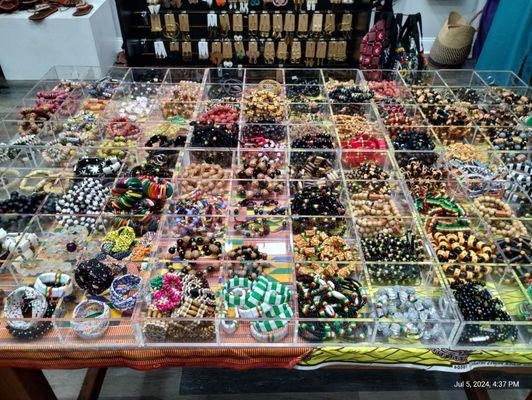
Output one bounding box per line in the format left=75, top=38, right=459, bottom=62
left=110, top=274, right=141, bottom=312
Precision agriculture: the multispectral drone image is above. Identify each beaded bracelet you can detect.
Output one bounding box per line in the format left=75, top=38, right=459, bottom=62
left=110, top=274, right=141, bottom=312
left=4, top=285, right=55, bottom=339
left=34, top=272, right=73, bottom=299
left=72, top=300, right=110, bottom=339
left=452, top=280, right=517, bottom=345
left=4, top=286, right=48, bottom=331
left=297, top=273, right=367, bottom=341
left=74, top=258, right=115, bottom=295
left=372, top=287, right=444, bottom=342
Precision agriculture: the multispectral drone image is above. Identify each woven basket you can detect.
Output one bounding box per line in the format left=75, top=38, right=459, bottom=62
left=429, top=11, right=478, bottom=68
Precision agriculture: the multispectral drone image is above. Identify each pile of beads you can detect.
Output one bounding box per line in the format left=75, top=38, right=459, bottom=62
left=294, top=228, right=355, bottom=276
left=0, top=191, right=46, bottom=215
left=179, top=163, right=228, bottom=196
left=55, top=178, right=109, bottom=230
left=235, top=153, right=284, bottom=199
left=361, top=232, right=424, bottom=284
left=392, top=128, right=435, bottom=151
left=367, top=80, right=402, bottom=100
left=290, top=155, right=339, bottom=181
left=328, top=84, right=374, bottom=103
left=18, top=106, right=54, bottom=137
left=115, top=96, right=151, bottom=121
left=168, top=235, right=222, bottom=260
left=244, top=89, right=283, bottom=122
left=291, top=131, right=336, bottom=165
left=371, top=287, right=444, bottom=342
left=344, top=161, right=391, bottom=194
left=54, top=111, right=104, bottom=146
left=198, top=104, right=239, bottom=127
left=413, top=87, right=455, bottom=106
left=226, top=244, right=267, bottom=261
left=82, top=98, right=108, bottom=112
left=401, top=159, right=446, bottom=199
left=453, top=87, right=482, bottom=103
left=87, top=76, right=121, bottom=100
left=291, top=184, right=346, bottom=217
left=42, top=143, right=76, bottom=166
left=297, top=272, right=367, bottom=342
left=242, top=124, right=286, bottom=143
left=106, top=117, right=141, bottom=139
left=451, top=280, right=517, bottom=345
left=474, top=195, right=527, bottom=238
left=190, top=122, right=239, bottom=148
left=431, top=231, right=494, bottom=265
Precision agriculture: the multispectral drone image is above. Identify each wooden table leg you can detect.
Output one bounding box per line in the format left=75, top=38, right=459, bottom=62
left=0, top=367, right=57, bottom=400
left=78, top=368, right=107, bottom=400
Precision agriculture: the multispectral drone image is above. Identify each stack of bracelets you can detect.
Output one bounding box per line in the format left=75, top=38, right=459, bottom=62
left=297, top=273, right=367, bottom=342
left=452, top=280, right=517, bottom=345
left=221, top=276, right=293, bottom=342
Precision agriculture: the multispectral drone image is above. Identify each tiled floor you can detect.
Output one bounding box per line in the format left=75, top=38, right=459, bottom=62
left=42, top=367, right=531, bottom=400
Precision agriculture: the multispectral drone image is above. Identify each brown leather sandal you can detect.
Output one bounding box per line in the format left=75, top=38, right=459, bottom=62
left=0, top=0, right=20, bottom=12
left=29, top=3, right=58, bottom=20
left=72, top=1, right=92, bottom=16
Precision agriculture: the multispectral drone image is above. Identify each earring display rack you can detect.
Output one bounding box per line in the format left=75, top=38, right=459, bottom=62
left=114, top=0, right=373, bottom=67
left=0, top=66, right=530, bottom=351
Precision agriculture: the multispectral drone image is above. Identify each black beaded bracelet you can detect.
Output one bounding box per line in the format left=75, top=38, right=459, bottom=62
left=74, top=259, right=115, bottom=295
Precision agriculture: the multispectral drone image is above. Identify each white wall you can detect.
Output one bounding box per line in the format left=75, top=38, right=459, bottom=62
left=378, top=0, right=486, bottom=52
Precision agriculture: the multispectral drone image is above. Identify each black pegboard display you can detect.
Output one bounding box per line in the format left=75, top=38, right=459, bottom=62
left=115, top=0, right=373, bottom=67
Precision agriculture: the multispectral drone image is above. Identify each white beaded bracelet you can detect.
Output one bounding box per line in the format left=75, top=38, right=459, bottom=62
left=34, top=272, right=73, bottom=299
left=72, top=300, right=110, bottom=339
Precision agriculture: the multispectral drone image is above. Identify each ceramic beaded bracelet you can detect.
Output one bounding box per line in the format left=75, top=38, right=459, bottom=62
left=72, top=300, right=110, bottom=339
